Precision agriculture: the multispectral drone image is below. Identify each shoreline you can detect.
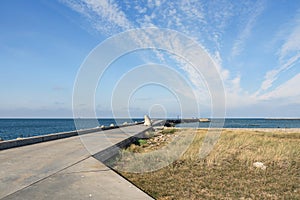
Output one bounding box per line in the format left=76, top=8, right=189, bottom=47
left=171, top=127, right=300, bottom=131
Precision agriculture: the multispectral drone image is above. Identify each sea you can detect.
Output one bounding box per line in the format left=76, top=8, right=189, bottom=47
left=0, top=118, right=299, bottom=141
left=176, top=118, right=300, bottom=129
left=0, top=118, right=143, bottom=141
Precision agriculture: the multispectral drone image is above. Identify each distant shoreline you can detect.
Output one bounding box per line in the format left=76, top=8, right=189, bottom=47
left=172, top=127, right=300, bottom=130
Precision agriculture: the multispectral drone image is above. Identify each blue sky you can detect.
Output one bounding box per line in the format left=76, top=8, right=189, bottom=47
left=1, top=0, right=300, bottom=118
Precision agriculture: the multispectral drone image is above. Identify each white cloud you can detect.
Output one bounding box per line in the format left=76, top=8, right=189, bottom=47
left=260, top=53, right=300, bottom=91
left=258, top=73, right=300, bottom=103
left=279, top=23, right=300, bottom=60
left=260, top=69, right=278, bottom=91
left=62, top=0, right=300, bottom=116
left=231, top=0, right=265, bottom=57
left=61, top=0, right=235, bottom=60
left=60, top=0, right=132, bottom=35
left=257, top=9, right=300, bottom=93
left=61, top=0, right=240, bottom=110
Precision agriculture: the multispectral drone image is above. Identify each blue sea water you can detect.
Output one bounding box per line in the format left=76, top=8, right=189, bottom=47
left=176, top=118, right=300, bottom=129
left=0, top=118, right=143, bottom=141
left=0, top=118, right=300, bottom=141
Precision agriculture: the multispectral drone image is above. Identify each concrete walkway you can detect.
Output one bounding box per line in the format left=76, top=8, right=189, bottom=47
left=0, top=124, right=157, bottom=199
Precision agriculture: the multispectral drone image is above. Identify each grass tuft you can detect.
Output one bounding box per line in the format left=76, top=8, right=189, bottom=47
left=138, top=139, right=147, bottom=146
left=161, top=128, right=177, bottom=134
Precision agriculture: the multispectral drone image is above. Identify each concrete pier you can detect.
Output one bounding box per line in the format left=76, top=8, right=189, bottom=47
left=0, top=123, right=163, bottom=199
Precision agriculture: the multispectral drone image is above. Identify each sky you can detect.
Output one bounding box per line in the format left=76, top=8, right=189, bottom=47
left=1, top=0, right=300, bottom=118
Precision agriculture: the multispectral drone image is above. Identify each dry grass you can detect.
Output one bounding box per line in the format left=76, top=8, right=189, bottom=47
left=111, top=129, right=300, bottom=199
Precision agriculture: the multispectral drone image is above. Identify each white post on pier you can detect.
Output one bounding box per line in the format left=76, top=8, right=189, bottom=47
left=143, top=115, right=152, bottom=126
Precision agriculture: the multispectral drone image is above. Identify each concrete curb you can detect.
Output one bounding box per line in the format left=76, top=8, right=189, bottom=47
left=0, top=122, right=144, bottom=150
left=93, top=126, right=154, bottom=162
left=93, top=120, right=165, bottom=162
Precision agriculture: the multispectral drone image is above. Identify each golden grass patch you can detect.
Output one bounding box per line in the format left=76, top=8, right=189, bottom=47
left=112, top=129, right=300, bottom=199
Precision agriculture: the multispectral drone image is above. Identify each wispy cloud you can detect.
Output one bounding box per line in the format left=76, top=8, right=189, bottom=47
left=61, top=0, right=235, bottom=52
left=258, top=73, right=300, bottom=103
left=231, top=0, right=265, bottom=57
left=61, top=0, right=300, bottom=116
left=60, top=0, right=133, bottom=35
left=60, top=0, right=252, bottom=111
left=260, top=53, right=300, bottom=91
left=279, top=17, right=300, bottom=60
left=257, top=9, right=300, bottom=93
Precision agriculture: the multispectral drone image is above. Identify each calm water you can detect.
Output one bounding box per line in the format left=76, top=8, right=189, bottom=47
left=0, top=118, right=143, bottom=141
left=1, top=118, right=300, bottom=141
left=176, top=118, right=300, bottom=129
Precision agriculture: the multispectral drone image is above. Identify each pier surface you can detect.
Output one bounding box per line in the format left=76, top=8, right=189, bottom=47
left=0, top=124, right=159, bottom=200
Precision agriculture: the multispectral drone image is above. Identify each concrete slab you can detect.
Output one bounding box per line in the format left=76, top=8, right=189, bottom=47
left=0, top=136, right=89, bottom=199
left=2, top=157, right=153, bottom=200
left=0, top=123, right=159, bottom=199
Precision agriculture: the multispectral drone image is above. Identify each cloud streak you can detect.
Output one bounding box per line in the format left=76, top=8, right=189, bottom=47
left=231, top=0, right=265, bottom=57
left=258, top=73, right=300, bottom=103
left=257, top=9, right=300, bottom=94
